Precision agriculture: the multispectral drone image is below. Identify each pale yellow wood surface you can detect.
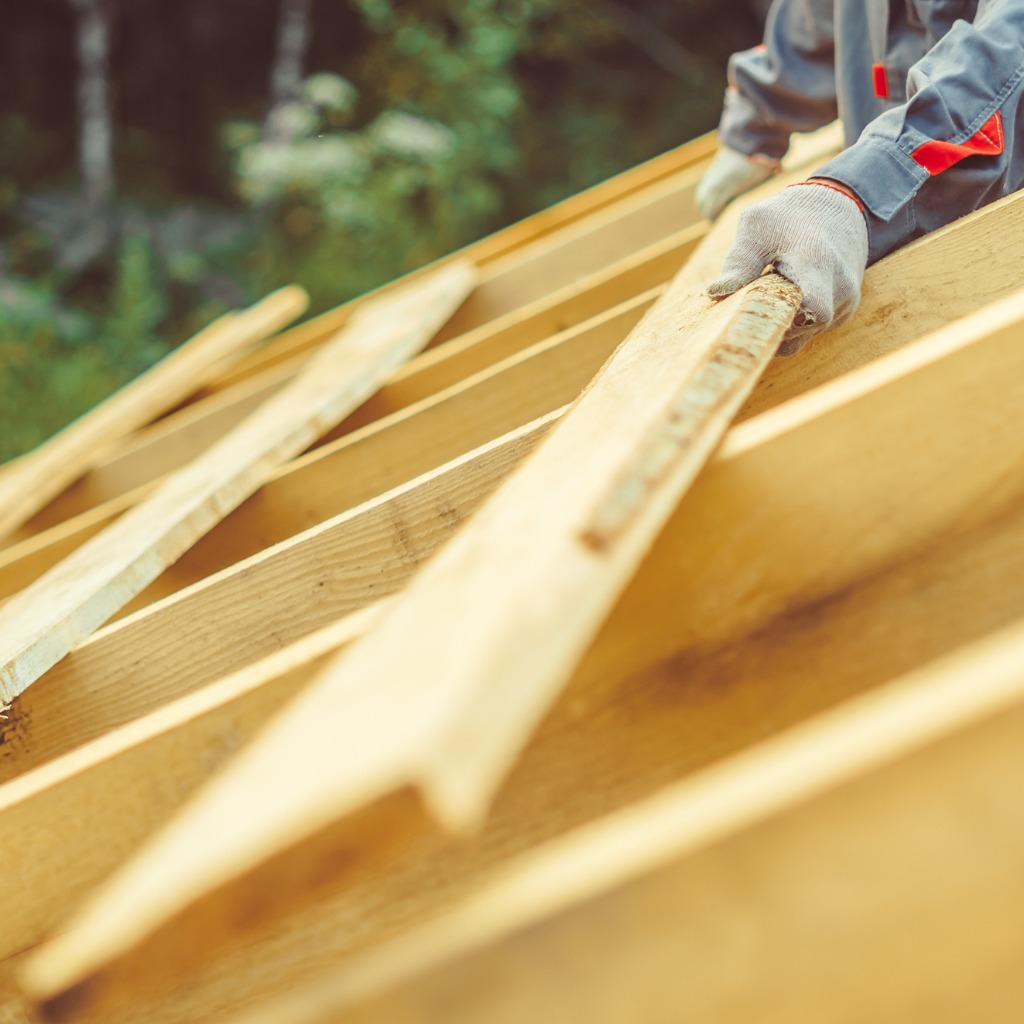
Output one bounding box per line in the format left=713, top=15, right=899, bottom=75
left=19, top=279, right=1024, bottom=1018
left=0, top=287, right=307, bottom=544
left=0, top=292, right=652, bottom=609
left=1, top=124, right=841, bottom=548
left=592, top=284, right=1024, bottom=692
left=9, top=170, right=1023, bottom=598
left=13, top=458, right=1024, bottom=1024
left=0, top=161, right=806, bottom=1007
left=0, top=264, right=475, bottom=706
left=0, top=413, right=557, bottom=782
left=7, top=263, right=1021, bottom=783
left=0, top=607, right=383, bottom=963
left=210, top=622, right=1024, bottom=1024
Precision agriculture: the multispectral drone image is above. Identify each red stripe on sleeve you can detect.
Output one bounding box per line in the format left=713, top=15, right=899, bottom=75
left=911, top=111, right=1005, bottom=176
left=872, top=63, right=889, bottom=99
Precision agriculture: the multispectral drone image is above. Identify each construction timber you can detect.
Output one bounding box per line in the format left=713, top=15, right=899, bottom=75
left=3, top=121, right=1024, bottom=1023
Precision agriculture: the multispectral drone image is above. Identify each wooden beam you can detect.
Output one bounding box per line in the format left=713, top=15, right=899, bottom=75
left=7, top=168, right=1022, bottom=603
left=0, top=264, right=475, bottom=706
left=63, top=169, right=801, bottom=931
left=18, top=280, right=1024, bottom=1020
left=11, top=415, right=1024, bottom=1022
left=6, top=224, right=695, bottom=541
left=7, top=259, right=1024, bottom=778
left=0, top=286, right=308, bottom=543
left=0, top=413, right=558, bottom=783
left=0, top=606, right=383, bottom=963
left=125, top=300, right=652, bottom=614
left=217, top=621, right=1024, bottom=1024
left=0, top=292, right=656, bottom=608
left=9, top=259, right=1024, bottom=788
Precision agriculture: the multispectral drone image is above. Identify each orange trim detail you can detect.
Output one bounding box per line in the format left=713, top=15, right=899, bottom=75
left=789, top=180, right=866, bottom=214
left=911, top=111, right=1005, bottom=176
left=872, top=63, right=889, bottom=100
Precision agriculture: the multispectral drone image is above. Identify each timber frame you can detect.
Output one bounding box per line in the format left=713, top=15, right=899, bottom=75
left=3, top=121, right=1024, bottom=1023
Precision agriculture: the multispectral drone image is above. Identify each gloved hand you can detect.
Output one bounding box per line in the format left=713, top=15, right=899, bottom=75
left=707, top=181, right=869, bottom=355
left=696, top=147, right=780, bottom=221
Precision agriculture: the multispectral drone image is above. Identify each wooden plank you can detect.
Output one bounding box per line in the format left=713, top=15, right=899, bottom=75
left=6, top=224, right=696, bottom=540
left=11, top=429, right=1024, bottom=1023
left=13, top=166, right=1024, bottom=577
left=123, top=300, right=651, bottom=614
left=0, top=607, right=384, bottom=963
left=8, top=265, right=1024, bottom=787
left=0, top=413, right=558, bottom=782
left=0, top=287, right=308, bottom=544
left=0, top=264, right=475, bottom=707
left=18, top=280, right=1024, bottom=1018
left=0, top=291, right=656, bottom=608
left=215, top=622, right=1024, bottom=1024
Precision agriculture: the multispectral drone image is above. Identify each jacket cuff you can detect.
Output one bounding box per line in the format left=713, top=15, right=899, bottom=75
left=718, top=88, right=792, bottom=162
left=815, top=138, right=930, bottom=264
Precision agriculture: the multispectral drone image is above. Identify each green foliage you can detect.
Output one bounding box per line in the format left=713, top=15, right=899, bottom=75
left=0, top=0, right=764, bottom=460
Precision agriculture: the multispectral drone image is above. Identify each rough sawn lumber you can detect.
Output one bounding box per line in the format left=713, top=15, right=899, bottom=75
left=0, top=263, right=475, bottom=706
left=0, top=286, right=308, bottom=543
left=17, top=241, right=1024, bottom=1024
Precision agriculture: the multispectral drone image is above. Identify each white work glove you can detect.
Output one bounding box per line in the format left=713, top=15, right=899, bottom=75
left=696, top=147, right=780, bottom=221
left=707, top=182, right=869, bottom=355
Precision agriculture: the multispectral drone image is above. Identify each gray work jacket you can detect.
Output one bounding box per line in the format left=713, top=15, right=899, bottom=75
left=718, top=0, right=1024, bottom=261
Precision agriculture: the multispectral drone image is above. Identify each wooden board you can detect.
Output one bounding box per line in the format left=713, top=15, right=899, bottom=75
left=0, top=264, right=475, bottom=706
left=0, top=287, right=307, bottom=543
left=13, top=408, right=1024, bottom=1022
left=9, top=263, right=1024, bottom=788
left=17, top=279, right=1024, bottom=1019
left=8, top=172, right=1024, bottom=615
left=2, top=124, right=842, bottom=548
left=213, top=620, right=1024, bottom=1024
left=0, top=413, right=557, bottom=782
left=0, top=291, right=655, bottom=609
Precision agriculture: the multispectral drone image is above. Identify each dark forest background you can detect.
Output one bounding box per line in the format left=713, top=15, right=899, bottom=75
left=1, top=0, right=767, bottom=460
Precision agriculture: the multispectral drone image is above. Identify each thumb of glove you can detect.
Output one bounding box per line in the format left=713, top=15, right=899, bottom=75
left=706, top=241, right=772, bottom=299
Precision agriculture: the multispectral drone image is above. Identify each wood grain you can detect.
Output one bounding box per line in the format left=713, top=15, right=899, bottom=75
left=0, top=264, right=474, bottom=705
left=14, top=423, right=1024, bottom=1023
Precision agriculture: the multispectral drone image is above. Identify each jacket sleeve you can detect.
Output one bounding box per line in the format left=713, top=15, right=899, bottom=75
left=718, top=0, right=839, bottom=161
left=817, top=0, right=1024, bottom=263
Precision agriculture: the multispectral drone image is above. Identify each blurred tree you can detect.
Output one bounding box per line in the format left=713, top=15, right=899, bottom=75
left=68, top=0, right=115, bottom=267
left=0, top=0, right=768, bottom=460
left=264, top=0, right=315, bottom=145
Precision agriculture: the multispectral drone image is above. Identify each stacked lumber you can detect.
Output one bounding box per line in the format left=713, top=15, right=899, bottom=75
left=3, top=120, right=1024, bottom=1024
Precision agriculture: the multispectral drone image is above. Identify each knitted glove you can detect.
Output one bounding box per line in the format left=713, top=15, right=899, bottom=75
left=696, top=147, right=780, bottom=221
left=707, top=182, right=869, bottom=355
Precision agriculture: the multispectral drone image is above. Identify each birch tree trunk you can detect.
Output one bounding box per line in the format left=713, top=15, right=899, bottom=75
left=70, top=0, right=115, bottom=215
left=263, top=0, right=313, bottom=145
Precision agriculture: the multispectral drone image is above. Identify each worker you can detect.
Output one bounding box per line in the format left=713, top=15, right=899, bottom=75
left=697, top=0, right=1024, bottom=353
